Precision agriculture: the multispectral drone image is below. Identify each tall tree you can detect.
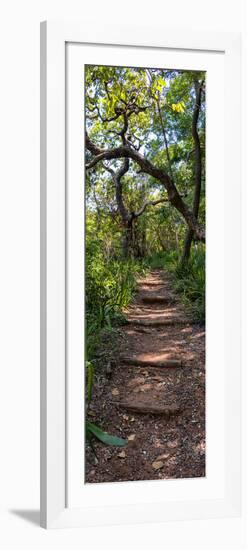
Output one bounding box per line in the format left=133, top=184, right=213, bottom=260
left=181, top=77, right=205, bottom=262
left=102, top=159, right=167, bottom=257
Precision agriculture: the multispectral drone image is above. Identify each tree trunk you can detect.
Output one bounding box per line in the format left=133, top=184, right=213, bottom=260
left=182, top=227, right=194, bottom=261
left=181, top=78, right=204, bottom=263
left=133, top=222, right=146, bottom=258
left=123, top=218, right=135, bottom=258
left=123, top=218, right=147, bottom=259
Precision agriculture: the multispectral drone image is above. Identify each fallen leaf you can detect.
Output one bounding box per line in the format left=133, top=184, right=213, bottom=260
left=156, top=453, right=170, bottom=461
left=118, top=450, right=126, bottom=459
left=130, top=417, right=135, bottom=422
left=122, top=415, right=129, bottom=421
left=87, top=410, right=96, bottom=417
left=111, top=388, right=119, bottom=396
left=152, top=460, right=164, bottom=470
left=128, top=434, right=136, bottom=441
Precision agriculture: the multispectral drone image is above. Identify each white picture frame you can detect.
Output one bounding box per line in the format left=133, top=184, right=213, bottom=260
left=40, top=21, right=242, bottom=529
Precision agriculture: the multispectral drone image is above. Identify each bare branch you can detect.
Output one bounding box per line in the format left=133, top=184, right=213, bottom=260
left=134, top=198, right=168, bottom=218
left=117, top=157, right=129, bottom=179
left=102, top=163, right=115, bottom=177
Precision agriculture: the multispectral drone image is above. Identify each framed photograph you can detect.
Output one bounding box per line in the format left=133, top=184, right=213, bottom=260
left=40, top=21, right=242, bottom=528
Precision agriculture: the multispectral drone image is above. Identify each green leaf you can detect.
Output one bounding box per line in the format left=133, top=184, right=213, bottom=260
left=86, top=361, right=94, bottom=402
left=86, top=421, right=127, bottom=447
left=157, top=77, right=167, bottom=91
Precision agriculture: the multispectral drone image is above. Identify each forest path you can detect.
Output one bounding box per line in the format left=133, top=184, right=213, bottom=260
left=86, top=269, right=205, bottom=483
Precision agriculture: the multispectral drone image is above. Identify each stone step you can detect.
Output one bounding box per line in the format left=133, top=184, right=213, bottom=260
left=141, top=295, right=176, bottom=304
left=128, top=326, right=156, bottom=334
left=120, top=353, right=182, bottom=368
left=113, top=401, right=180, bottom=416
left=129, top=307, right=176, bottom=315
left=139, top=281, right=167, bottom=287
left=127, top=317, right=189, bottom=327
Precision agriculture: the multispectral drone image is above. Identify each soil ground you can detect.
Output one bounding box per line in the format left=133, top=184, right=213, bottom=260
left=86, top=269, right=205, bottom=483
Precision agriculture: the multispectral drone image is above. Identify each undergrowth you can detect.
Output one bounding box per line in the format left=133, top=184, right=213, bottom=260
left=148, top=245, right=205, bottom=323
left=86, top=252, right=147, bottom=360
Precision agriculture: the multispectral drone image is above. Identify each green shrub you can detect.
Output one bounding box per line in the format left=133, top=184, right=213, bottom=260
left=86, top=239, right=147, bottom=359
left=147, top=245, right=205, bottom=323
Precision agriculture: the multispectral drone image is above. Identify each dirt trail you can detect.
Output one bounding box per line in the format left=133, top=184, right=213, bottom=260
left=86, top=269, right=205, bottom=483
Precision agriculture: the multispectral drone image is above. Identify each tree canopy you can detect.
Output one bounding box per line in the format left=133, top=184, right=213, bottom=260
left=85, top=65, right=205, bottom=257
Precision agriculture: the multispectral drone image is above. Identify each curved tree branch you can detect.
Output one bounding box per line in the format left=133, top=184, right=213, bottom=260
left=85, top=132, right=205, bottom=242
left=134, top=198, right=168, bottom=218
left=103, top=159, right=131, bottom=223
